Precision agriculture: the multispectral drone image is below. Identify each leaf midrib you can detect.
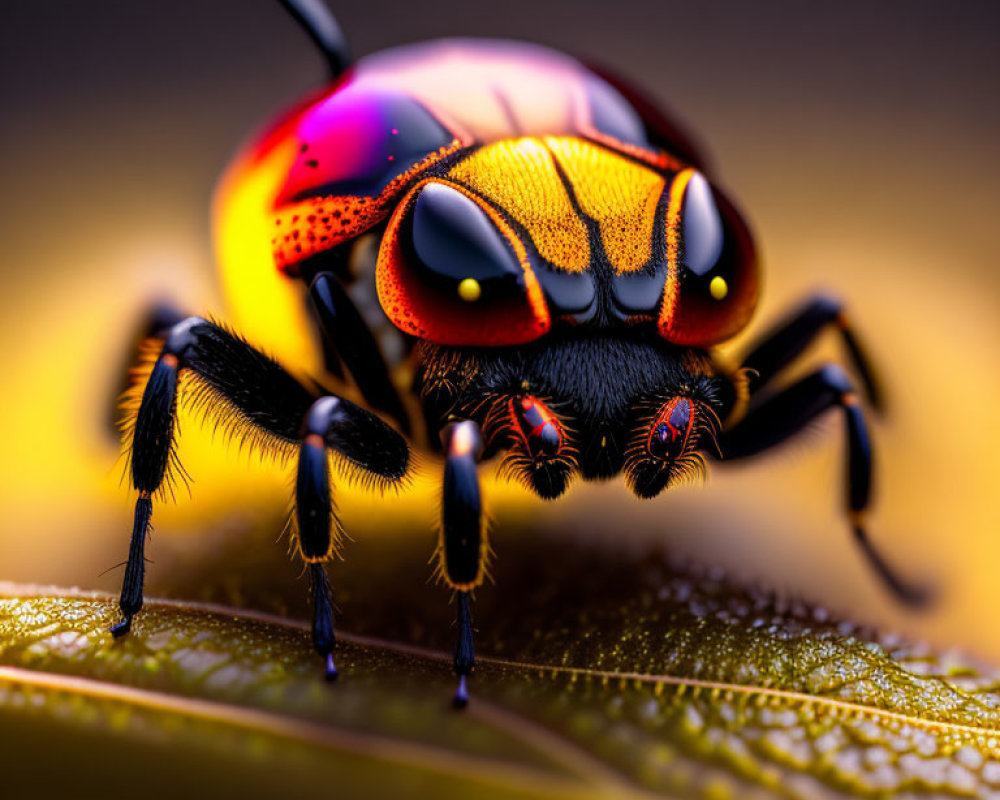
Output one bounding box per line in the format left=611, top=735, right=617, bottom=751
left=4, top=584, right=998, bottom=741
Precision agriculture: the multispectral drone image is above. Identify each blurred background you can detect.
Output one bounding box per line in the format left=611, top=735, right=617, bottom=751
left=1, top=1, right=997, bottom=661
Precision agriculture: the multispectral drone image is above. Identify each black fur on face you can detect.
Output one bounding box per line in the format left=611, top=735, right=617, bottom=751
left=415, top=331, right=729, bottom=499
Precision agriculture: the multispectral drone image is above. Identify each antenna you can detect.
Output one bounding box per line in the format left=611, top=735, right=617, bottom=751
left=279, top=0, right=352, bottom=79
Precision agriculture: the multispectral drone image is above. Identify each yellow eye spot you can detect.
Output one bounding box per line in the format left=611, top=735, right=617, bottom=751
left=709, top=275, right=728, bottom=301
left=457, top=278, right=482, bottom=303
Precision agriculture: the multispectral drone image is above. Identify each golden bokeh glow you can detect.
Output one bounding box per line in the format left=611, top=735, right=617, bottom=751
left=1, top=2, right=997, bottom=668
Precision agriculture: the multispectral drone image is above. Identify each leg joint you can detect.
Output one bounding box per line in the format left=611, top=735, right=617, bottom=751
left=442, top=420, right=484, bottom=460
left=304, top=395, right=343, bottom=439
left=163, top=316, right=208, bottom=362
left=816, top=363, right=855, bottom=397
left=807, top=293, right=844, bottom=320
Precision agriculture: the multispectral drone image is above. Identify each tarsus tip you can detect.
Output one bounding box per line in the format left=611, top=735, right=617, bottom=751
left=895, top=580, right=935, bottom=610
left=452, top=674, right=469, bottom=709
left=325, top=653, right=339, bottom=682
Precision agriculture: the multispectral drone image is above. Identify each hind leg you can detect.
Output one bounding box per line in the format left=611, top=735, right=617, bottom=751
left=719, top=364, right=926, bottom=605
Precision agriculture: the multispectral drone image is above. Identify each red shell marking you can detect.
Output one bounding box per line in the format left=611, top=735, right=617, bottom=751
left=250, top=38, right=759, bottom=348
left=269, top=39, right=663, bottom=273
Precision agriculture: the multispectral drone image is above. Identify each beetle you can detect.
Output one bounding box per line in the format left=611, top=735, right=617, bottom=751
left=112, top=0, right=925, bottom=707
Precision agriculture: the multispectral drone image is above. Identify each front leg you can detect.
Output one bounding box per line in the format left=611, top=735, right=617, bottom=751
left=113, top=317, right=409, bottom=680
left=296, top=398, right=343, bottom=680
left=439, top=421, right=486, bottom=708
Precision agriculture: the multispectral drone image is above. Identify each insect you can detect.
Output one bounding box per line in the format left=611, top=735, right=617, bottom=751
left=112, top=0, right=925, bottom=707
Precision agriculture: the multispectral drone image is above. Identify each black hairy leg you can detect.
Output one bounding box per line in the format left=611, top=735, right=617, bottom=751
left=438, top=420, right=486, bottom=708
left=294, top=394, right=408, bottom=677
left=113, top=317, right=409, bottom=677
left=718, top=364, right=926, bottom=606
left=740, top=294, right=884, bottom=410
left=106, top=301, right=188, bottom=436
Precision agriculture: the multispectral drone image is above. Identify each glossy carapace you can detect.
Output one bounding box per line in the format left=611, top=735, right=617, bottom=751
left=258, top=39, right=758, bottom=347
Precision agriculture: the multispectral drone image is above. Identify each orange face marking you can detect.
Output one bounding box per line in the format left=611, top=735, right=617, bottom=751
left=544, top=136, right=665, bottom=274
left=448, top=138, right=590, bottom=273
left=657, top=169, right=760, bottom=346
left=657, top=167, right=696, bottom=339
left=449, top=136, right=669, bottom=275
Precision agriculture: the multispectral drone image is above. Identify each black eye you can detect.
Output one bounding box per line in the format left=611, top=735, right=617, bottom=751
left=659, top=171, right=759, bottom=345
left=409, top=183, right=523, bottom=303
left=378, top=180, right=550, bottom=345
left=681, top=172, right=725, bottom=278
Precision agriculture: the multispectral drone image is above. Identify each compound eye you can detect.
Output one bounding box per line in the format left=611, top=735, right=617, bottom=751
left=410, top=183, right=523, bottom=304
left=377, top=182, right=551, bottom=345
left=659, top=171, right=759, bottom=346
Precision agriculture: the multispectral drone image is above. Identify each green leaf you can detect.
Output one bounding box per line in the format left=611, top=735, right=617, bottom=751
left=3, top=549, right=1000, bottom=799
